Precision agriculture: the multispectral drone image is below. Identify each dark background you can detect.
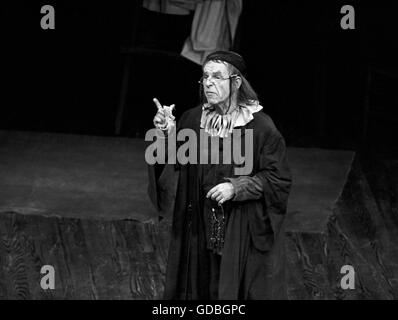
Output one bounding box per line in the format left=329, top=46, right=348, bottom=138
left=1, top=1, right=397, bottom=151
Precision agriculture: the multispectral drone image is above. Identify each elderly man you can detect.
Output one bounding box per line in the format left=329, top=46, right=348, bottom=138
left=148, top=51, right=292, bottom=300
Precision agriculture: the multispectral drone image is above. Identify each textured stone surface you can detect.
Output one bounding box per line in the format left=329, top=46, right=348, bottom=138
left=273, top=154, right=398, bottom=300
left=0, top=212, right=170, bottom=299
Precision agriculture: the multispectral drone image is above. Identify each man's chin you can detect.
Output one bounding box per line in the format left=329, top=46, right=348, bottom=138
left=206, top=99, right=219, bottom=105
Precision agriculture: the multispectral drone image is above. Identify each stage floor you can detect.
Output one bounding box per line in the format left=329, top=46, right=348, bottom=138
left=0, top=130, right=354, bottom=229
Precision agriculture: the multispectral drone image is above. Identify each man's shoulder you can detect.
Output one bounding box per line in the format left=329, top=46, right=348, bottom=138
left=251, top=110, right=279, bottom=134
left=250, top=111, right=286, bottom=147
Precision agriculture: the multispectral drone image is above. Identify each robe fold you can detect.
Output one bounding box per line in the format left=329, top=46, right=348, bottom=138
left=147, top=105, right=292, bottom=299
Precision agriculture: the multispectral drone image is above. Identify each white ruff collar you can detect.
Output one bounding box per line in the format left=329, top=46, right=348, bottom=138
left=200, top=100, right=263, bottom=137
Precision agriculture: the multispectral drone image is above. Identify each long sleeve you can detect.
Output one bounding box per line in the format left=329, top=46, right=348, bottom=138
left=226, top=131, right=292, bottom=214
left=225, top=175, right=264, bottom=201
left=147, top=108, right=192, bottom=219
left=226, top=130, right=292, bottom=239
left=256, top=132, right=292, bottom=216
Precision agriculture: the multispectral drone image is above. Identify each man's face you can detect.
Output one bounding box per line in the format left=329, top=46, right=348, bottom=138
left=202, top=61, right=232, bottom=106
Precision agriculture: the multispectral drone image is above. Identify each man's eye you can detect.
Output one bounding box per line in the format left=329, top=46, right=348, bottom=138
left=214, top=75, right=222, bottom=80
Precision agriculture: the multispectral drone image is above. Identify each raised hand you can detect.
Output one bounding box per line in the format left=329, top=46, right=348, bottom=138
left=153, top=98, right=175, bottom=130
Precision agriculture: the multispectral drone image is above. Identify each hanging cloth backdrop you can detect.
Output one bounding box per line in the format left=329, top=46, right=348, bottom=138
left=181, top=0, right=243, bottom=65
left=142, top=0, right=243, bottom=65
left=143, top=0, right=201, bottom=15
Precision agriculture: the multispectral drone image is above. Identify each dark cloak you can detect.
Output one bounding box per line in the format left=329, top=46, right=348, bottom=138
left=147, top=105, right=292, bottom=299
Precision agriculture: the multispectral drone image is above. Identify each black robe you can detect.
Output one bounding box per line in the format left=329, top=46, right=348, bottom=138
left=147, top=105, right=292, bottom=299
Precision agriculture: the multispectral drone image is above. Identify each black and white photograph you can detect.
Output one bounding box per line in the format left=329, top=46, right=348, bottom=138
left=1, top=0, right=398, bottom=308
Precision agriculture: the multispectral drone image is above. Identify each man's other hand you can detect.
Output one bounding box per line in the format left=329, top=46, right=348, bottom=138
left=206, top=182, right=235, bottom=205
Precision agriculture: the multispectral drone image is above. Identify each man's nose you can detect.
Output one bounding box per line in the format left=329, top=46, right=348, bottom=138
left=204, top=78, right=214, bottom=87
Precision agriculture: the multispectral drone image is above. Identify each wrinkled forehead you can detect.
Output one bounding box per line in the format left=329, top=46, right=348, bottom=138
left=203, top=60, right=230, bottom=75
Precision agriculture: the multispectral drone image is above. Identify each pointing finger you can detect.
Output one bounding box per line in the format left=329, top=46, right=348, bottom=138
left=153, top=98, right=162, bottom=111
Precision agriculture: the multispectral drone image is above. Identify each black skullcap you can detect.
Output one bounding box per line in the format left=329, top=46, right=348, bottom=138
left=204, top=50, right=247, bottom=77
